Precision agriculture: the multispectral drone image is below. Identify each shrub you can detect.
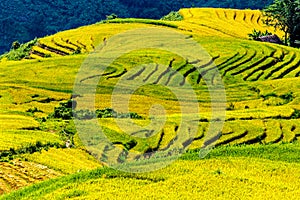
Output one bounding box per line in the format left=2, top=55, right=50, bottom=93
left=96, top=108, right=117, bottom=118
left=3, top=38, right=38, bottom=60
left=279, top=92, right=293, bottom=103
left=44, top=53, right=51, bottom=58
left=49, top=100, right=143, bottom=120
left=161, top=11, right=183, bottom=21
left=291, top=109, right=300, bottom=119
left=72, top=47, right=81, bottom=55
left=96, top=108, right=143, bottom=119
left=226, top=102, right=235, bottom=111
left=11, top=41, right=21, bottom=50
left=106, top=13, right=118, bottom=20
left=50, top=99, right=75, bottom=120
left=248, top=29, right=272, bottom=41
left=260, top=92, right=277, bottom=100
left=26, top=107, right=42, bottom=114
left=99, top=18, right=178, bottom=28
left=0, top=141, right=62, bottom=159
left=74, top=109, right=96, bottom=120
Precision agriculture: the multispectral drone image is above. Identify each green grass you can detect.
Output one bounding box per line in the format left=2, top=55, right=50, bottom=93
left=184, top=142, right=300, bottom=163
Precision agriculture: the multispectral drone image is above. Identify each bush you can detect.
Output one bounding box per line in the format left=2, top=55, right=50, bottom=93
left=96, top=108, right=143, bottom=119
left=44, top=53, right=51, bottom=58
left=161, top=11, right=183, bottom=21
left=11, top=41, right=21, bottom=50
left=50, top=99, right=75, bottom=120
left=0, top=141, right=62, bottom=159
left=106, top=13, right=118, bottom=20
left=3, top=38, right=38, bottom=60
left=26, top=107, right=42, bottom=114
left=291, top=109, right=300, bottom=119
left=99, top=18, right=178, bottom=28
left=248, top=29, right=272, bottom=41
left=72, top=47, right=81, bottom=55
left=48, top=100, right=143, bottom=120
left=279, top=92, right=293, bottom=103
left=74, top=109, right=96, bottom=120
left=96, top=108, right=117, bottom=118
left=226, top=102, right=235, bottom=111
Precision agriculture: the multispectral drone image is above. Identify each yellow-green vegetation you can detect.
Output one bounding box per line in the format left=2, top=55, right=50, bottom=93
left=22, top=148, right=101, bottom=174
left=2, top=152, right=300, bottom=199
left=178, top=8, right=284, bottom=38
left=1, top=7, right=300, bottom=199
left=0, top=159, right=60, bottom=195
left=0, top=130, right=61, bottom=151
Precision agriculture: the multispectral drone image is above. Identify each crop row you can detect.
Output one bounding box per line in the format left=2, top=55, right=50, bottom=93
left=179, top=8, right=283, bottom=39
left=93, top=118, right=299, bottom=165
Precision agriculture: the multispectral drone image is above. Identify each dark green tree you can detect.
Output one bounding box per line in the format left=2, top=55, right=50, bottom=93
left=11, top=41, right=20, bottom=50
left=263, top=0, right=300, bottom=46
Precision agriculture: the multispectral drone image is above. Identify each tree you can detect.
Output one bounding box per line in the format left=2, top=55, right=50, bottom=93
left=263, top=0, right=300, bottom=46
left=11, top=41, right=20, bottom=50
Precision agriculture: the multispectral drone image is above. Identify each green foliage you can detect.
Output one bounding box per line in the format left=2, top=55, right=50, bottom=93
left=248, top=29, right=273, bottom=40
left=100, top=18, right=178, bottom=28
left=26, top=107, right=43, bottom=114
left=11, top=41, right=20, bottom=50
left=226, top=102, right=235, bottom=111
left=291, top=109, right=300, bottom=119
left=49, top=99, right=75, bottom=120
left=161, top=11, right=183, bottom=21
left=44, top=53, right=52, bottom=58
left=2, top=38, right=37, bottom=60
left=49, top=100, right=142, bottom=120
left=184, top=143, right=300, bottom=163
left=74, top=109, right=96, bottom=120
left=106, top=13, right=118, bottom=20
left=260, top=92, right=277, bottom=100
left=279, top=91, right=294, bottom=103
left=263, top=0, right=300, bottom=46
left=95, top=108, right=117, bottom=118
left=95, top=108, right=142, bottom=119
left=259, top=92, right=293, bottom=104
left=72, top=47, right=81, bottom=55
left=63, top=121, right=76, bottom=136
left=0, top=141, right=62, bottom=161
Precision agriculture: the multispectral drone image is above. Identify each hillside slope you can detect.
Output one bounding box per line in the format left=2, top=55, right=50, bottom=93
left=2, top=155, right=300, bottom=199
left=0, top=1, right=274, bottom=53
left=1, top=8, right=300, bottom=199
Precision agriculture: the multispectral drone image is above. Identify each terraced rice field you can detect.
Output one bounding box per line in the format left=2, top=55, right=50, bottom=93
left=26, top=9, right=300, bottom=84
left=22, top=148, right=101, bottom=174
left=178, top=8, right=284, bottom=38
left=3, top=156, right=300, bottom=200
left=0, top=159, right=60, bottom=195
left=1, top=9, right=300, bottom=154
left=1, top=7, right=300, bottom=198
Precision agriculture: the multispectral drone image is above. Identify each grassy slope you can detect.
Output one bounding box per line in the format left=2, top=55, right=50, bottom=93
left=1, top=7, right=300, bottom=199
left=2, top=144, right=300, bottom=199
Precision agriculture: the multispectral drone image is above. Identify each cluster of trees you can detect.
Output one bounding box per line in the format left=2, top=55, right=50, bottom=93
left=49, top=99, right=142, bottom=120
left=0, top=0, right=274, bottom=54
left=263, top=0, right=300, bottom=47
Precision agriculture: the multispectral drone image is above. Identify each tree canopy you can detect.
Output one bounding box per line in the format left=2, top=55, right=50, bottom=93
left=263, top=0, right=300, bottom=46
